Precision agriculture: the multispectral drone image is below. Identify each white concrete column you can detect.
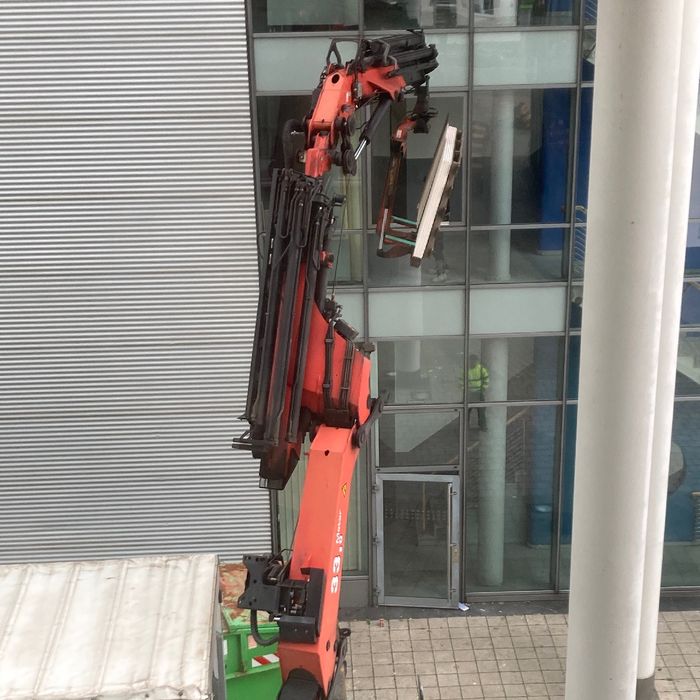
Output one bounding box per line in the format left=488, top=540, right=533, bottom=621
left=490, top=91, right=514, bottom=282
left=478, top=337, right=508, bottom=585
left=564, top=2, right=685, bottom=699
left=637, top=4, right=700, bottom=697
left=475, top=0, right=516, bottom=585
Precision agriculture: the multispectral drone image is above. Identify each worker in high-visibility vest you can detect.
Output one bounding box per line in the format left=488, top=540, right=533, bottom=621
left=467, top=354, right=489, bottom=430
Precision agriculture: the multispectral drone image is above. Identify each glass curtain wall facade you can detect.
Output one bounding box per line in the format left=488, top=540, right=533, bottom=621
left=248, top=0, right=700, bottom=601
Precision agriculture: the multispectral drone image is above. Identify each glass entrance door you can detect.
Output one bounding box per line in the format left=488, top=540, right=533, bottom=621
left=375, top=474, right=459, bottom=607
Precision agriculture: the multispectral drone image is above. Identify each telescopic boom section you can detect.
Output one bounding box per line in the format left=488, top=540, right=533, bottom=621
left=233, top=32, right=449, bottom=700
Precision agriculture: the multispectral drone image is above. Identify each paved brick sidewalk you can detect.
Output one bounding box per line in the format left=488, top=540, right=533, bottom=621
left=343, top=610, right=700, bottom=699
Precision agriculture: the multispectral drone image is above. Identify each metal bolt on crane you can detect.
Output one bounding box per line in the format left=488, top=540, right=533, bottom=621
left=233, top=30, right=462, bottom=700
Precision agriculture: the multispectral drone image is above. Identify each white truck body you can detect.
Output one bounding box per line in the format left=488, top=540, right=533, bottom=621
left=0, top=553, right=223, bottom=700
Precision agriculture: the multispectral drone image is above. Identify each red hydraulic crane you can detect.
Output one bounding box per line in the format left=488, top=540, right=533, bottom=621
left=233, top=31, right=462, bottom=700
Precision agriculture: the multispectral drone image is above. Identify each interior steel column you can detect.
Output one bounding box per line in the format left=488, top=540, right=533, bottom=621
left=476, top=0, right=517, bottom=586
left=636, top=4, right=700, bottom=698
left=564, top=2, right=684, bottom=699
left=478, top=338, right=508, bottom=584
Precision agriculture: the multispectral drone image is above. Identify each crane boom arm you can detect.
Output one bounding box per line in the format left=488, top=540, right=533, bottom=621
left=232, top=31, right=461, bottom=700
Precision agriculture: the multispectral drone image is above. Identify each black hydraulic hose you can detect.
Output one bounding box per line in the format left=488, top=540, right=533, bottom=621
left=250, top=609, right=280, bottom=647
left=357, top=96, right=392, bottom=149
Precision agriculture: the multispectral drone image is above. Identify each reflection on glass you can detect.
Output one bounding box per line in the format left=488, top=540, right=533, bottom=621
left=470, top=229, right=567, bottom=282
left=255, top=38, right=338, bottom=92
left=251, top=0, right=359, bottom=32
left=474, top=31, right=578, bottom=85
left=691, top=112, right=700, bottom=218
left=279, top=441, right=369, bottom=574
left=465, top=405, right=559, bottom=592
left=581, top=27, right=596, bottom=81
left=369, top=289, right=465, bottom=337
left=558, top=402, right=576, bottom=589
left=378, top=411, right=460, bottom=468
left=470, top=89, right=572, bottom=227
left=569, top=285, right=583, bottom=330
left=662, top=401, right=700, bottom=587
left=426, top=34, right=469, bottom=88
left=334, top=292, right=364, bottom=336
left=377, top=338, right=464, bottom=404
left=676, top=332, right=700, bottom=397
left=470, top=287, right=567, bottom=334
left=562, top=402, right=699, bottom=590
left=368, top=229, right=466, bottom=286
left=474, top=0, right=577, bottom=27
left=583, top=0, right=597, bottom=25
left=681, top=282, right=700, bottom=327
left=328, top=232, right=363, bottom=285
left=468, top=336, right=564, bottom=402
left=575, top=88, right=593, bottom=219
left=687, top=223, right=700, bottom=276
left=365, top=0, right=468, bottom=30
left=383, top=479, right=451, bottom=598
left=371, top=95, right=464, bottom=224
left=256, top=95, right=311, bottom=208
left=572, top=220, right=586, bottom=280
left=566, top=333, right=580, bottom=400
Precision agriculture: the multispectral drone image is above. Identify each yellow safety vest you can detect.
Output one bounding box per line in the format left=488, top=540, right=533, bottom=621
left=467, top=364, right=489, bottom=392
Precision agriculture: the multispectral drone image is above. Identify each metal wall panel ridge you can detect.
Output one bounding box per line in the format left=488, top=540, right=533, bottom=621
left=0, top=1, right=270, bottom=562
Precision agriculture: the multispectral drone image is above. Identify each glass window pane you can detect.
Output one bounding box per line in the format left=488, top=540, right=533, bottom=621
left=255, top=37, right=359, bottom=91
left=382, top=479, right=452, bottom=599
left=677, top=332, right=700, bottom=397
left=691, top=94, right=700, bottom=219
left=371, top=95, right=465, bottom=226
left=334, top=291, right=364, bottom=336
left=364, top=0, right=468, bottom=30
left=329, top=232, right=364, bottom=286
left=369, top=289, right=465, bottom=337
left=470, top=228, right=567, bottom=282
left=566, top=333, right=581, bottom=400
left=465, top=405, right=560, bottom=592
left=686, top=223, right=700, bottom=276
left=474, top=31, right=577, bottom=85
left=583, top=0, right=598, bottom=24
left=575, top=88, right=593, bottom=223
left=378, top=410, right=461, bottom=468
left=251, top=0, right=359, bottom=33
left=474, top=0, right=577, bottom=27
left=345, top=451, right=369, bottom=573
left=681, top=283, right=700, bottom=327
left=662, top=401, right=700, bottom=586
left=376, top=338, right=464, bottom=405
left=569, top=285, right=583, bottom=330
left=368, top=229, right=466, bottom=287
left=427, top=33, right=469, bottom=87
left=256, top=95, right=309, bottom=208
left=581, top=27, right=596, bottom=81
left=470, top=287, right=567, bottom=334
left=558, top=402, right=577, bottom=589
left=562, top=400, right=700, bottom=590
left=467, top=336, right=564, bottom=402
left=572, top=223, right=586, bottom=281
left=470, top=89, right=573, bottom=227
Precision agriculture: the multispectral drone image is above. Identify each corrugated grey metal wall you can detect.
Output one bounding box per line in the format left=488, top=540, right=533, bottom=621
left=0, top=1, right=270, bottom=562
